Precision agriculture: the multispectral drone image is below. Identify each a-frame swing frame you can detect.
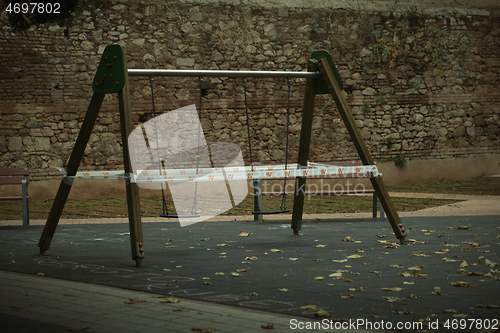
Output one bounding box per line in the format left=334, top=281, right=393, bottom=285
left=38, top=45, right=405, bottom=267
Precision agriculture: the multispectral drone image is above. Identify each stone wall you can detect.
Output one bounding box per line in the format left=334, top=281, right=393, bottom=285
left=0, top=0, right=499, bottom=185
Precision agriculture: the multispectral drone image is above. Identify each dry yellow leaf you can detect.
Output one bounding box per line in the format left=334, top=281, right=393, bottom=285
left=203, top=282, right=211, bottom=285
left=217, top=243, right=228, bottom=247
left=261, top=324, right=274, bottom=330
left=200, top=238, right=212, bottom=241
left=298, top=305, right=317, bottom=310
left=381, top=287, right=404, bottom=291
left=382, top=296, right=403, bottom=302
left=456, top=226, right=469, bottom=230
left=408, top=294, right=421, bottom=299
left=329, top=272, right=342, bottom=277
left=332, top=259, right=348, bottom=263
left=342, top=236, right=354, bottom=242
left=314, top=276, right=325, bottom=281
left=403, top=281, right=415, bottom=285
left=238, top=231, right=250, bottom=237
left=313, top=244, right=327, bottom=248
left=442, top=309, right=457, bottom=313
left=325, top=283, right=335, bottom=286
left=231, top=272, right=240, bottom=277
left=236, top=269, right=247, bottom=272
left=214, top=272, right=224, bottom=275
left=277, top=288, right=290, bottom=292
left=312, top=258, right=324, bottom=261
left=245, top=256, right=258, bottom=260
left=158, top=296, right=179, bottom=303
left=450, top=281, right=469, bottom=287
left=341, top=294, right=353, bottom=298
left=289, top=258, right=299, bottom=261
left=398, top=272, right=411, bottom=277
left=315, top=309, right=330, bottom=317
left=344, top=265, right=352, bottom=268
left=270, top=249, right=282, bottom=252
left=347, top=254, right=362, bottom=259
left=391, top=264, right=404, bottom=269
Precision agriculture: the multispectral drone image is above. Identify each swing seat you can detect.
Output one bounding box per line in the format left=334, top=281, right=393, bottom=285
left=160, top=214, right=201, bottom=218
left=252, top=209, right=289, bottom=215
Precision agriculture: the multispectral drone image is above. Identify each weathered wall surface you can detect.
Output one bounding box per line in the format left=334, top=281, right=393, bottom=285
left=0, top=0, right=499, bottom=199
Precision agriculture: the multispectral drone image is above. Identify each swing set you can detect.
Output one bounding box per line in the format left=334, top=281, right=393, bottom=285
left=38, top=44, right=406, bottom=267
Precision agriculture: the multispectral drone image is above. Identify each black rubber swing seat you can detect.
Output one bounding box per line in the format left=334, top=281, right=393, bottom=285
left=252, top=210, right=289, bottom=215
left=160, top=214, right=201, bottom=218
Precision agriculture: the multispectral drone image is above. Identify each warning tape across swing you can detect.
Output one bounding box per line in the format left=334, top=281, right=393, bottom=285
left=57, top=162, right=380, bottom=183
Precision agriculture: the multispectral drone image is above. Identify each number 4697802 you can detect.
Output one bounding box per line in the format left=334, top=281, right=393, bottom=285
left=5, top=3, right=61, bottom=14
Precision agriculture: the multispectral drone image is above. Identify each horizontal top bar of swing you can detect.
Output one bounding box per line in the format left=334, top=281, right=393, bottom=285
left=127, top=69, right=322, bottom=79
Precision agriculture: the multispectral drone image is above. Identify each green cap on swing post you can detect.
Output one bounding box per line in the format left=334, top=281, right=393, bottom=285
left=310, top=50, right=343, bottom=94
left=92, top=44, right=126, bottom=94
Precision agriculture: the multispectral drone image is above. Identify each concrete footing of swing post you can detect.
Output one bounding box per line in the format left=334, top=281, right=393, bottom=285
left=135, top=258, right=142, bottom=267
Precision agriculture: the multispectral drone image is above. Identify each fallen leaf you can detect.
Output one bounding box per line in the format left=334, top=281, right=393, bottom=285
left=403, top=281, right=415, bottom=285
left=236, top=269, right=247, bottom=272
left=485, top=259, right=498, bottom=267
left=381, top=287, right=404, bottom=292
left=270, top=249, right=282, bottom=253
left=261, top=324, right=274, bottom=330
left=452, top=314, right=469, bottom=318
left=191, top=328, right=216, bottom=333
left=465, top=241, right=480, bottom=247
left=36, top=273, right=44, bottom=276
left=466, top=272, right=484, bottom=276
left=203, top=282, right=211, bottom=285
left=158, top=296, right=179, bottom=303
left=245, top=256, right=258, bottom=260
left=277, top=288, right=290, bottom=292
left=398, top=272, right=411, bottom=277
left=342, top=236, right=354, bottom=242
left=298, top=305, right=317, bottom=310
left=329, top=272, right=343, bottom=277
left=217, top=243, right=228, bottom=247
left=231, top=272, right=240, bottom=277
left=432, top=287, right=442, bottom=295
left=325, top=283, right=335, bottom=286
left=393, top=309, right=412, bottom=315
left=382, top=296, right=403, bottom=302
left=442, top=309, right=457, bottom=313
left=391, top=264, right=404, bottom=269
left=443, top=257, right=458, bottom=262
left=214, top=272, right=224, bottom=275
left=340, top=294, right=353, bottom=298
left=315, top=309, right=330, bottom=317
left=124, top=298, right=147, bottom=304
left=314, top=276, right=325, bottom=281
left=450, top=281, right=469, bottom=287
left=238, top=231, right=250, bottom=237
left=202, top=277, right=210, bottom=280
left=377, top=234, right=386, bottom=238
left=347, top=254, right=362, bottom=259
left=289, top=258, right=299, bottom=261
left=407, top=294, right=421, bottom=299
left=344, top=265, right=352, bottom=268
left=369, top=270, right=381, bottom=274
left=456, top=226, right=469, bottom=230
left=313, top=244, right=327, bottom=248
left=162, top=269, right=171, bottom=272
left=332, top=259, right=348, bottom=263
left=475, top=303, right=500, bottom=309
left=173, top=308, right=185, bottom=312
left=347, top=288, right=365, bottom=292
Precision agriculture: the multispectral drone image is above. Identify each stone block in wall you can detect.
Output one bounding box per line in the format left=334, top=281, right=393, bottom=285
left=8, top=137, right=22, bottom=152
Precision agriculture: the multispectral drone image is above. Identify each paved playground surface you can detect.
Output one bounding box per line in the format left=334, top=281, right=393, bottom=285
left=0, top=193, right=499, bottom=333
